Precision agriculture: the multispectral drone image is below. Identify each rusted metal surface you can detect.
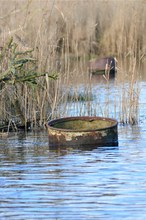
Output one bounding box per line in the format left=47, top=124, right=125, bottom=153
left=89, top=56, right=117, bottom=77
left=48, top=116, right=118, bottom=148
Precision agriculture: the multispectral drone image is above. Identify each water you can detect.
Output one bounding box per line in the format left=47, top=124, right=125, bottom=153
left=1, top=127, right=146, bottom=219
left=1, top=81, right=146, bottom=219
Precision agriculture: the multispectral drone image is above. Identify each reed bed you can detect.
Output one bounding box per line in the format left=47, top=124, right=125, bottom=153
left=0, top=0, right=145, bottom=129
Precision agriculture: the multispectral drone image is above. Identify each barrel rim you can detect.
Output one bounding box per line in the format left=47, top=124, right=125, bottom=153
left=48, top=116, right=118, bottom=132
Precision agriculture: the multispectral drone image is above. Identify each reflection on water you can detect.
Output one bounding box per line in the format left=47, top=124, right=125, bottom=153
left=1, top=126, right=146, bottom=220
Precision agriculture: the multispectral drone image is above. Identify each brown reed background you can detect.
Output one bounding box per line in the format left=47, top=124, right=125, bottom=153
left=0, top=0, right=145, bottom=127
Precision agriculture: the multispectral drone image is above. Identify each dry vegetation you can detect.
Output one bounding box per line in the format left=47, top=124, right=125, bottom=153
left=0, top=0, right=145, bottom=129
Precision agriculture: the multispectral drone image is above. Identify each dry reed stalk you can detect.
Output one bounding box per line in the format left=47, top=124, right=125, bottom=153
left=116, top=55, right=141, bottom=125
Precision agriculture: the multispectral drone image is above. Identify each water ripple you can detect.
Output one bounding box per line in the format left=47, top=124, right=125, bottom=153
left=0, top=129, right=146, bottom=220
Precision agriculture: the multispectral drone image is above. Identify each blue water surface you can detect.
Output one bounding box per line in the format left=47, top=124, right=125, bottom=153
left=0, top=124, right=146, bottom=220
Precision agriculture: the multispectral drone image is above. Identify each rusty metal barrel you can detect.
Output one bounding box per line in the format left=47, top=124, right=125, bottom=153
left=48, top=116, right=118, bottom=148
left=89, top=56, right=117, bottom=77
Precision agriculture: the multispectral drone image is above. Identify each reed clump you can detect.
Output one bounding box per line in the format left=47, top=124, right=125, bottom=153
left=0, top=0, right=145, bottom=128
left=0, top=37, right=57, bottom=130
